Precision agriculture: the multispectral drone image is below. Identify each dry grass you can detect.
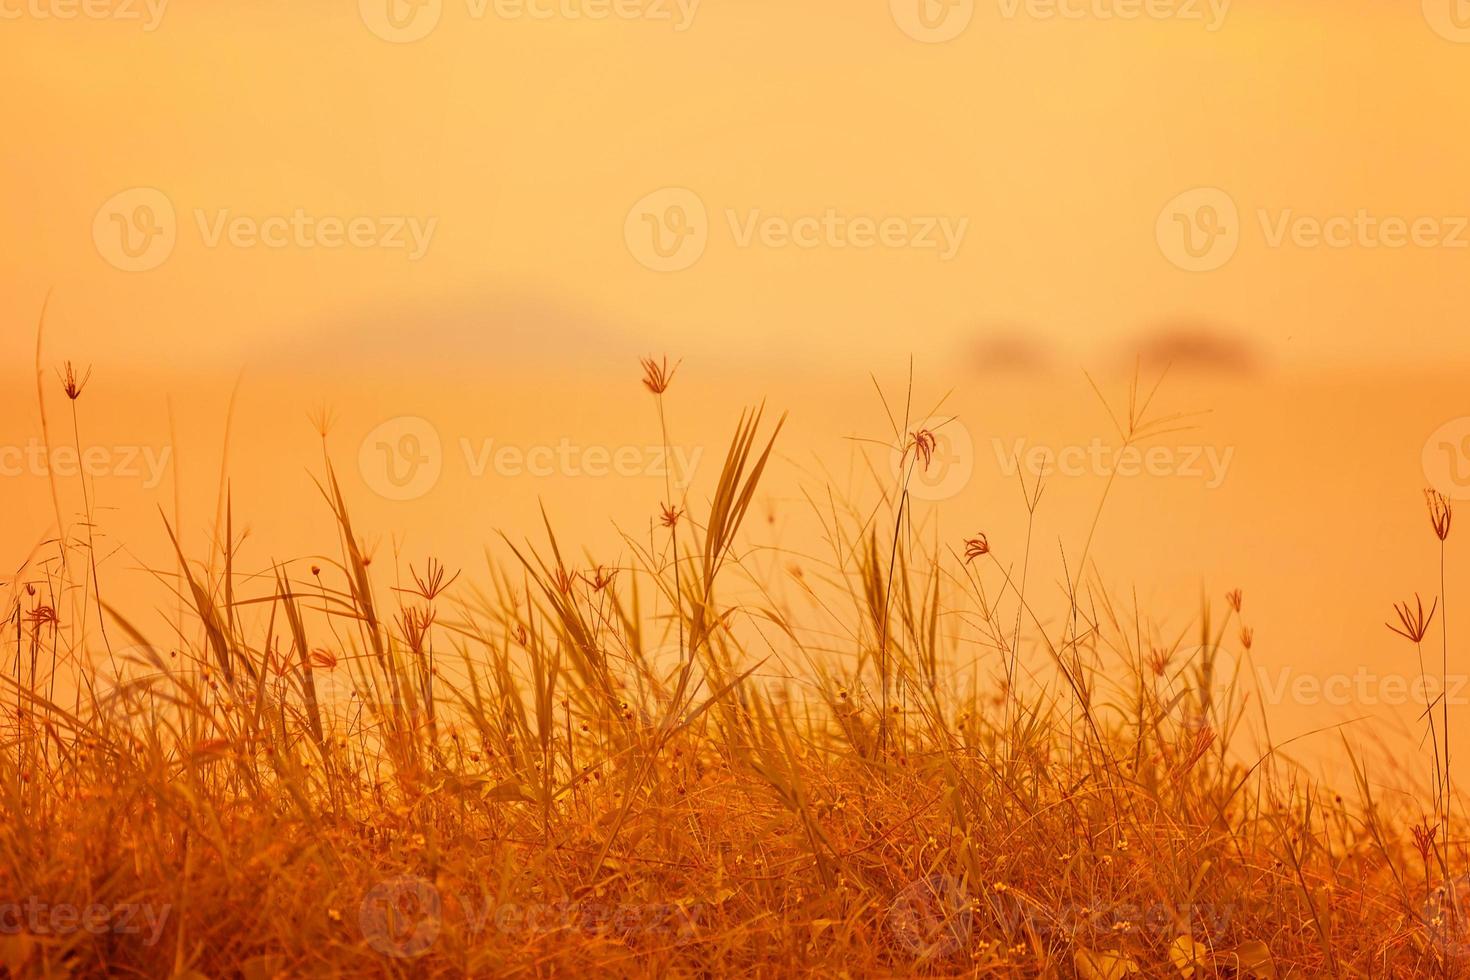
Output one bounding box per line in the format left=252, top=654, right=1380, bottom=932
left=2, top=358, right=1466, bottom=978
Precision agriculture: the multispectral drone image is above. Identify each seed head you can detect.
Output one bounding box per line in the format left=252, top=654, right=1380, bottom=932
left=905, top=428, right=938, bottom=471
left=1413, top=820, right=1438, bottom=863
left=59, top=361, right=91, bottom=401
left=641, top=355, right=680, bottom=395
left=583, top=565, right=617, bottom=592
left=1427, top=489, right=1453, bottom=542
left=1388, top=593, right=1439, bottom=644
left=963, top=534, right=990, bottom=563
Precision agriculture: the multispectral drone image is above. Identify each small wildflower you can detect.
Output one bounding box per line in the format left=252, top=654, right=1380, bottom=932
left=641, top=355, right=680, bottom=394
left=905, top=428, right=938, bottom=471
left=59, top=361, right=91, bottom=400
left=1413, top=820, right=1438, bottom=863
left=1226, top=588, right=1243, bottom=612
left=399, top=557, right=460, bottom=602
left=583, top=565, right=617, bottom=592
left=964, top=534, right=990, bottom=563
left=1146, top=647, right=1170, bottom=677
left=1388, top=594, right=1438, bottom=644
left=24, top=605, right=59, bottom=631
left=1427, top=488, right=1453, bottom=541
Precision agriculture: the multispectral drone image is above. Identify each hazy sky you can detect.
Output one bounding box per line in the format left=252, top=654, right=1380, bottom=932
left=6, top=2, right=1470, bottom=782
left=4, top=0, right=1469, bottom=373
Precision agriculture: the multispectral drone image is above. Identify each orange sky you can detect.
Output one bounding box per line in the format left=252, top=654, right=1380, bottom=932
left=5, top=1, right=1470, bottom=786
left=3, top=0, right=1470, bottom=371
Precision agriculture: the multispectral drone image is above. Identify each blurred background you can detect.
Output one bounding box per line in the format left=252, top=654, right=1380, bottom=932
left=3, top=0, right=1470, bottom=782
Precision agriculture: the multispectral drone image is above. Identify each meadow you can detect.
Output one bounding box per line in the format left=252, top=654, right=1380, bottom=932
left=3, top=355, right=1465, bottom=979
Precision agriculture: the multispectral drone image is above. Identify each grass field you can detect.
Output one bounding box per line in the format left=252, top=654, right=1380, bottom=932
left=3, top=357, right=1465, bottom=978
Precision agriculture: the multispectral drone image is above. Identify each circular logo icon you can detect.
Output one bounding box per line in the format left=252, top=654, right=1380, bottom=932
left=1424, top=417, right=1470, bottom=501
left=1423, top=0, right=1470, bottom=42
left=359, top=417, right=443, bottom=501
left=360, top=876, right=441, bottom=958
left=93, top=187, right=177, bottom=272
left=1156, top=187, right=1239, bottom=272
left=888, top=874, right=971, bottom=958
left=624, top=188, right=708, bottom=273
left=359, top=0, right=442, bottom=42
left=890, top=0, right=974, bottom=43
left=890, top=417, right=974, bottom=501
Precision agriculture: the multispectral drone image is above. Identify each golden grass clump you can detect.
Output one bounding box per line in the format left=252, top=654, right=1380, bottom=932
left=2, top=359, right=1467, bottom=978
